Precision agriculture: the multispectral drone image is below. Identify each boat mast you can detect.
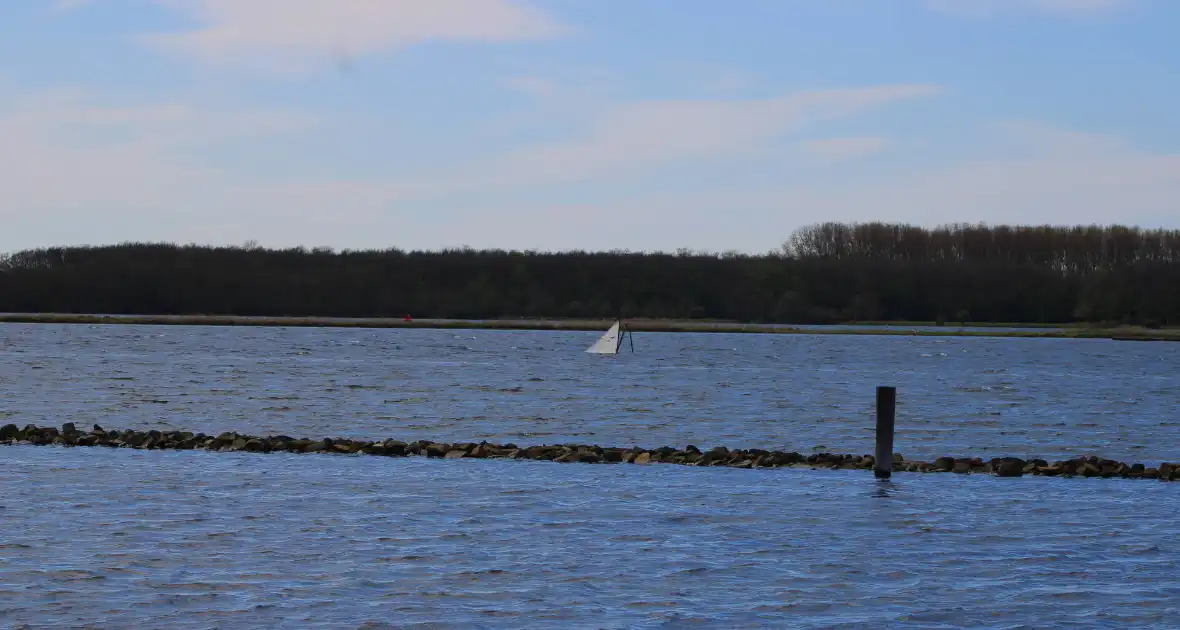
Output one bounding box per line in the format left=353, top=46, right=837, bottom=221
left=615, top=314, right=634, bottom=353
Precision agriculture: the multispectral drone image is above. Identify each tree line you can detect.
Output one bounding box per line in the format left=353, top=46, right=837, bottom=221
left=1, top=222, right=1177, bottom=325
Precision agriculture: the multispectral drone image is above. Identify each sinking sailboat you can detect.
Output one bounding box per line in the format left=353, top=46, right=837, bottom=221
left=585, top=319, right=634, bottom=354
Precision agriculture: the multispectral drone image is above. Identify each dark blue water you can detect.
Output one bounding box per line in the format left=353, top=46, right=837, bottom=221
left=2, top=323, right=1180, bottom=628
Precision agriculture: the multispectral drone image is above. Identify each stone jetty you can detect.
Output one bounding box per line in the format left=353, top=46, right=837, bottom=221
left=2, top=422, right=1177, bottom=481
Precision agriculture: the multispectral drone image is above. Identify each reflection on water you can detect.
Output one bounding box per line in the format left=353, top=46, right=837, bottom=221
left=871, top=479, right=899, bottom=499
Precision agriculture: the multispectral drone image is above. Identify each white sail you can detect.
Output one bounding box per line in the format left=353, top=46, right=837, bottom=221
left=585, top=320, right=622, bottom=354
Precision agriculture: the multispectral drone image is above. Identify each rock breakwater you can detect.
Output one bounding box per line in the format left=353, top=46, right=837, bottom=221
left=3, top=423, right=1177, bottom=481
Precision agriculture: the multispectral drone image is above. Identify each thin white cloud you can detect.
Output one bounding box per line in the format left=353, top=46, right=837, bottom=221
left=1, top=88, right=316, bottom=189
left=0, top=90, right=408, bottom=250
left=925, top=0, right=1133, bottom=17
left=4, top=85, right=1175, bottom=254
left=390, top=122, right=1180, bottom=252
left=451, top=84, right=940, bottom=189
left=700, top=67, right=759, bottom=94
left=142, top=0, right=564, bottom=73
left=804, top=136, right=889, bottom=162
left=7, top=90, right=314, bottom=138
left=796, top=145, right=1180, bottom=233
left=987, top=120, right=1130, bottom=156
left=502, top=76, right=556, bottom=98
left=49, top=0, right=93, bottom=12
left=635, top=124, right=1179, bottom=249
left=0, top=83, right=939, bottom=251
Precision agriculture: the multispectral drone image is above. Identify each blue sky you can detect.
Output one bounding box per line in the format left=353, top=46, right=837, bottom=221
left=2, top=0, right=1177, bottom=253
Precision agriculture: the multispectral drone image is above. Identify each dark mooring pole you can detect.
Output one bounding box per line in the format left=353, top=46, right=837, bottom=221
left=874, top=386, right=897, bottom=479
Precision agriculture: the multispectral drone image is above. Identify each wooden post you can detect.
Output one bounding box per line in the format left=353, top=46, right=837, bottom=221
left=874, top=386, right=896, bottom=479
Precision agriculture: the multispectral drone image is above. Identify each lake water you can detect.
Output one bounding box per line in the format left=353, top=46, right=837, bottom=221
left=2, top=323, right=1179, bottom=628
left=1, top=323, right=1175, bottom=462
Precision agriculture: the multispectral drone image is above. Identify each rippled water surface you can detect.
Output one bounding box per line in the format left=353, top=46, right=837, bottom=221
left=2, top=323, right=1177, bottom=461
left=3, top=323, right=1180, bottom=628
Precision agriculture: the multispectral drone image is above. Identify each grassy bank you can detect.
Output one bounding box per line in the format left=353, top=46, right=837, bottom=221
left=1, top=312, right=1177, bottom=341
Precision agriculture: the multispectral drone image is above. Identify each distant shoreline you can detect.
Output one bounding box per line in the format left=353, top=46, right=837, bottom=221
left=1, top=312, right=1176, bottom=341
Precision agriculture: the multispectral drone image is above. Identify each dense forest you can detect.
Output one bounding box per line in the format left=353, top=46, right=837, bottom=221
left=1, top=223, right=1178, bottom=325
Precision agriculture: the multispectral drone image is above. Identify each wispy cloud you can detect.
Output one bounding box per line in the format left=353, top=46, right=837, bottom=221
left=142, top=0, right=565, bottom=74
left=2, top=89, right=315, bottom=155
left=355, top=128, right=1180, bottom=253
left=0, top=82, right=940, bottom=250
left=451, top=84, right=941, bottom=189
left=48, top=0, right=93, bottom=13
left=925, top=0, right=1133, bottom=17
left=450, top=123, right=1178, bottom=253
left=0, top=89, right=408, bottom=249
left=502, top=76, right=557, bottom=98
left=804, top=136, right=889, bottom=162
left=3, top=83, right=1176, bottom=253
left=801, top=124, right=1180, bottom=228
left=700, top=67, right=759, bottom=94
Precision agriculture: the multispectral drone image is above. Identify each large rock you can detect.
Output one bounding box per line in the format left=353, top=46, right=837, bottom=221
left=995, top=460, right=1024, bottom=477
left=244, top=439, right=267, bottom=452
left=266, top=436, right=293, bottom=451
left=601, top=448, right=625, bottom=463
left=780, top=452, right=805, bottom=466
left=1101, top=462, right=1127, bottom=477
left=382, top=440, right=407, bottom=456
left=362, top=443, right=389, bottom=456
left=575, top=451, right=602, bottom=464
left=468, top=444, right=490, bottom=458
